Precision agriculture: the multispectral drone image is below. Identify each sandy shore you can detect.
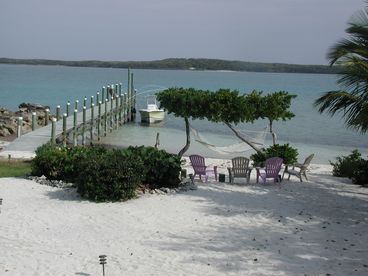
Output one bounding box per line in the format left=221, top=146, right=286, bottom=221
left=1, top=160, right=368, bottom=275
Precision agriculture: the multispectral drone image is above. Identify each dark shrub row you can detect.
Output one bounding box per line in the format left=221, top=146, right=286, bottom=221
left=31, top=144, right=181, bottom=201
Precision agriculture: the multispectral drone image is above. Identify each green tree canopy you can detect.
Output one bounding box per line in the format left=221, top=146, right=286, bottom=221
left=157, top=88, right=296, bottom=157
left=254, top=91, right=296, bottom=145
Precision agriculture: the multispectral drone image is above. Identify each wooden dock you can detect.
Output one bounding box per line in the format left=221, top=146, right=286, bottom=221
left=0, top=72, right=136, bottom=159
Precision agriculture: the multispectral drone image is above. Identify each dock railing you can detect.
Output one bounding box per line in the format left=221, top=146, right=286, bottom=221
left=15, top=70, right=137, bottom=147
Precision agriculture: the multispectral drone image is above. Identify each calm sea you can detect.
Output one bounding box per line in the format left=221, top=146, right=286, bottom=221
left=0, top=64, right=366, bottom=164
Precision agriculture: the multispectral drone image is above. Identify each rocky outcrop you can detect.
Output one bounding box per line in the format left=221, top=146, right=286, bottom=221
left=0, top=103, right=51, bottom=139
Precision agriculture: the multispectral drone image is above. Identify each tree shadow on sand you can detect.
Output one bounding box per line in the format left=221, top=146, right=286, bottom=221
left=145, top=172, right=368, bottom=275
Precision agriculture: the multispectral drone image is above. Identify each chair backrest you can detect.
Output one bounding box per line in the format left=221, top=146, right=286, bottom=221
left=232, top=157, right=250, bottom=176
left=265, top=157, right=283, bottom=177
left=303, top=154, right=315, bottom=167
left=189, top=154, right=206, bottom=174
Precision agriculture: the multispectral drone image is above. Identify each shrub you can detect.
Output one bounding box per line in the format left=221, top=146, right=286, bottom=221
left=330, top=150, right=362, bottom=178
left=250, top=143, right=298, bottom=166
left=31, top=143, right=68, bottom=180
left=330, top=150, right=368, bottom=185
left=76, top=149, right=145, bottom=202
left=62, top=146, right=107, bottom=182
left=31, top=144, right=107, bottom=181
left=126, top=146, right=181, bottom=189
left=31, top=144, right=181, bottom=201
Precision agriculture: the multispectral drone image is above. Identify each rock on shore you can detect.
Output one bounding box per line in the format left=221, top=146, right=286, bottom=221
left=0, top=103, right=51, bottom=138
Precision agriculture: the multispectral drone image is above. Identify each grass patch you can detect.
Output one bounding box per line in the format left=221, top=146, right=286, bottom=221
left=0, top=160, right=32, bottom=178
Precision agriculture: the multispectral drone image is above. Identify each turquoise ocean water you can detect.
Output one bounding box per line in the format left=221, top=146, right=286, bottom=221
left=0, top=64, right=366, bottom=164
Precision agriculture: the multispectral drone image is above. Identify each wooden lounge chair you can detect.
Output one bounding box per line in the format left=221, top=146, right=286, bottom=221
left=256, top=157, right=283, bottom=183
left=282, top=154, right=314, bottom=182
left=189, top=154, right=217, bottom=182
left=227, top=157, right=252, bottom=183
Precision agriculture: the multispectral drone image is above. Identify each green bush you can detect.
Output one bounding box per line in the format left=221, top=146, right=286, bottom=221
left=126, top=146, right=181, bottom=189
left=31, top=143, right=68, bottom=180
left=250, top=143, right=298, bottom=166
left=62, top=146, right=107, bottom=182
left=330, top=150, right=368, bottom=185
left=76, top=149, right=145, bottom=202
left=330, top=150, right=362, bottom=178
left=31, top=144, right=107, bottom=181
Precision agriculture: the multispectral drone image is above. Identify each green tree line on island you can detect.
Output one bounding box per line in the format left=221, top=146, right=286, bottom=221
left=0, top=57, right=341, bottom=74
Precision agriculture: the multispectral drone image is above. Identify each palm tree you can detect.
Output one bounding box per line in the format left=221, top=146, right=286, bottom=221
left=315, top=5, right=368, bottom=133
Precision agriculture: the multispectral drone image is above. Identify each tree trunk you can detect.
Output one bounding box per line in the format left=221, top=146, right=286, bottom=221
left=225, top=122, right=263, bottom=154
left=269, top=120, right=276, bottom=145
left=178, top=117, right=190, bottom=157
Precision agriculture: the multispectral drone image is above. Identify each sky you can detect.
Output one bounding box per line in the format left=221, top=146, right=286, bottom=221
left=0, top=0, right=366, bottom=65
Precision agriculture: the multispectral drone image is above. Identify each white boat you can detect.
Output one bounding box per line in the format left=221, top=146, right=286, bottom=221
left=139, top=96, right=165, bottom=124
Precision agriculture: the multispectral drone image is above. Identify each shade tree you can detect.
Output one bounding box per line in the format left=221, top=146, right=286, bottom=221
left=157, top=87, right=296, bottom=157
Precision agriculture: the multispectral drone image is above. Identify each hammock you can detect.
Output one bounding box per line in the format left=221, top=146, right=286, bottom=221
left=190, top=125, right=268, bottom=155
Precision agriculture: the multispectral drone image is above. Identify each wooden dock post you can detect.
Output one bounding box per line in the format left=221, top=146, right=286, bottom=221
left=116, top=94, right=121, bottom=126
left=104, top=99, right=108, bottom=136
left=62, top=113, right=67, bottom=147
left=102, top=87, right=105, bottom=103
left=73, top=109, right=78, bottom=146
left=45, top=109, right=50, bottom=126
left=96, top=92, right=100, bottom=105
left=106, top=85, right=110, bottom=102
left=110, top=96, right=114, bottom=132
left=119, top=92, right=123, bottom=125
left=82, top=106, right=86, bottom=145
left=123, top=93, right=127, bottom=123
left=98, top=101, right=102, bottom=141
left=83, top=97, right=87, bottom=108
left=90, top=96, right=94, bottom=108
left=17, top=117, right=23, bottom=138
left=51, top=118, right=56, bottom=144
left=90, top=103, right=94, bottom=142
left=115, top=95, right=119, bottom=129
left=32, top=112, right=36, bottom=131
left=56, top=105, right=61, bottom=121
left=131, top=73, right=135, bottom=121
left=127, top=69, right=131, bottom=122
left=66, top=101, right=70, bottom=117
left=75, top=100, right=79, bottom=112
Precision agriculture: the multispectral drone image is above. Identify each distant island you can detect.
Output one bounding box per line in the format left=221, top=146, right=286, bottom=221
left=0, top=57, right=341, bottom=74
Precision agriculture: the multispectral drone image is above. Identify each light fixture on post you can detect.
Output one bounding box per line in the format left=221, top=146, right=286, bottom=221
left=99, top=255, right=107, bottom=276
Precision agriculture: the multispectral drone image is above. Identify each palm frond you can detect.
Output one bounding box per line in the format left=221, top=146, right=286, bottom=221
left=318, top=3, right=368, bottom=134
left=315, top=90, right=368, bottom=133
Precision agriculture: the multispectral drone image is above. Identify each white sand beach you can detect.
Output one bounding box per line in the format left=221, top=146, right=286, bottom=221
left=1, top=159, right=368, bottom=275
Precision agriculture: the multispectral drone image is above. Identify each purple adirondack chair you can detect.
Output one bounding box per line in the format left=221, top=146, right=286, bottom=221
left=256, top=157, right=283, bottom=183
left=189, top=154, right=217, bottom=182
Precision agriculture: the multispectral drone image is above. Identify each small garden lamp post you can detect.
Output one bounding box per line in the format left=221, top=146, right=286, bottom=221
left=99, top=255, right=107, bottom=276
